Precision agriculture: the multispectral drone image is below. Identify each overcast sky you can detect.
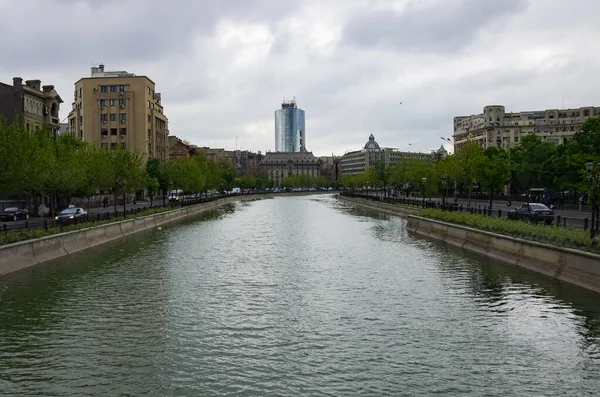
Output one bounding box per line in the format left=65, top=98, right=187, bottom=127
left=2, top=0, right=600, bottom=156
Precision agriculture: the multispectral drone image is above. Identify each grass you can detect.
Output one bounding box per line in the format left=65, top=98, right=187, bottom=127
left=421, top=208, right=598, bottom=254
left=0, top=206, right=174, bottom=247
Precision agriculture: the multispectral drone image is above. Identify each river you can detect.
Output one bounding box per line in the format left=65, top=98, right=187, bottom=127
left=1, top=195, right=599, bottom=396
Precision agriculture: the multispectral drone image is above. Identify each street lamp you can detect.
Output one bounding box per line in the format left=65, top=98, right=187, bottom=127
left=422, top=177, right=428, bottom=207
left=441, top=174, right=449, bottom=208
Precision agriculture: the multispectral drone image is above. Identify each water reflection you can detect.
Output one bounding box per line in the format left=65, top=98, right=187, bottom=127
left=0, top=195, right=598, bottom=396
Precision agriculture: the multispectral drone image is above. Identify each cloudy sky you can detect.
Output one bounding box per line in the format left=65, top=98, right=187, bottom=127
left=2, top=0, right=600, bottom=156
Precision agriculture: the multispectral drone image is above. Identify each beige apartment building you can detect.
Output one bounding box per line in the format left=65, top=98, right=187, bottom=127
left=0, top=77, right=63, bottom=136
left=340, top=134, right=432, bottom=175
left=453, top=104, right=600, bottom=151
left=68, top=64, right=169, bottom=162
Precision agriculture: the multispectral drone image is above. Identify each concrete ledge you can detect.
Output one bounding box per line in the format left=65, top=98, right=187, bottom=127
left=32, top=236, right=67, bottom=263
left=0, top=242, right=38, bottom=275
left=61, top=230, right=90, bottom=255
left=406, top=215, right=600, bottom=294
left=337, top=195, right=422, bottom=217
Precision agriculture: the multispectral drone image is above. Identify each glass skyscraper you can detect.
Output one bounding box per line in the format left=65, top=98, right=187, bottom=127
left=275, top=99, right=305, bottom=152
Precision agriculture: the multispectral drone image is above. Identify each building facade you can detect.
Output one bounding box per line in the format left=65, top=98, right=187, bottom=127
left=453, top=104, right=600, bottom=151
left=68, top=64, right=169, bottom=162
left=0, top=77, right=63, bottom=136
left=168, top=136, right=193, bottom=161
left=340, top=134, right=431, bottom=175
left=260, top=152, right=321, bottom=186
left=275, top=98, right=305, bottom=152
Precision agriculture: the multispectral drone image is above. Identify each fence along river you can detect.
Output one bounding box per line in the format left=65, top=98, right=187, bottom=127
left=0, top=195, right=599, bottom=396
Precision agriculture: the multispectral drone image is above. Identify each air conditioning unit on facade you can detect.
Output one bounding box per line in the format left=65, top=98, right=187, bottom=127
left=120, top=105, right=125, bottom=109
left=121, top=120, right=126, bottom=124
left=120, top=134, right=126, bottom=139
left=102, top=120, right=107, bottom=124
left=101, top=135, right=107, bottom=139
left=120, top=92, right=124, bottom=96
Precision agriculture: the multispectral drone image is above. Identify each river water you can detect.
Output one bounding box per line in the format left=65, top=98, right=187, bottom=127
left=0, top=195, right=599, bottom=396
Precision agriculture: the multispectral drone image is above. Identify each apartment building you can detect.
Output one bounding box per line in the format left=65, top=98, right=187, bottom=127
left=453, top=104, right=600, bottom=151
left=68, top=64, right=169, bottom=162
left=340, top=134, right=431, bottom=175
left=0, top=77, right=63, bottom=136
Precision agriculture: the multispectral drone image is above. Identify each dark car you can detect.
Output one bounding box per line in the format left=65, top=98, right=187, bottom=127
left=0, top=207, right=29, bottom=221
left=54, top=207, right=87, bottom=224
left=508, top=203, right=555, bottom=225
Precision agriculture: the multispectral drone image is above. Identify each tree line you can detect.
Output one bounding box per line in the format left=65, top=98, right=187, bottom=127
left=341, top=117, right=600, bottom=210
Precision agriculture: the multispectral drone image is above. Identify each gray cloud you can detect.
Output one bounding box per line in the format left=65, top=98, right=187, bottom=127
left=2, top=0, right=600, bottom=156
left=342, top=0, right=526, bottom=53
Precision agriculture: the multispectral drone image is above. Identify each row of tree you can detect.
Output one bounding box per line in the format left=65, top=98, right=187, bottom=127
left=341, top=117, right=600, bottom=210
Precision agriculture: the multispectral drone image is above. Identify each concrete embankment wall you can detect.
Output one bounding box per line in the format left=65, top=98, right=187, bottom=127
left=337, top=195, right=423, bottom=217
left=336, top=195, right=600, bottom=294
left=0, top=195, right=262, bottom=277
left=406, top=215, right=600, bottom=294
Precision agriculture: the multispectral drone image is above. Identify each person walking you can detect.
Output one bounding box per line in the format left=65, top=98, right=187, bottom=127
left=579, top=195, right=584, bottom=212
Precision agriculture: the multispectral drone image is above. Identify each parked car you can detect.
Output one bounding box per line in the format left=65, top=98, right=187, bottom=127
left=0, top=207, right=29, bottom=221
left=508, top=203, right=555, bottom=225
left=54, top=207, right=87, bottom=224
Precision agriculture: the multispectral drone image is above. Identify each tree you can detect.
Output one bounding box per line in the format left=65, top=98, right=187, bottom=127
left=107, top=148, right=145, bottom=214
left=374, top=160, right=390, bottom=197
left=472, top=147, right=510, bottom=211
left=455, top=141, right=481, bottom=204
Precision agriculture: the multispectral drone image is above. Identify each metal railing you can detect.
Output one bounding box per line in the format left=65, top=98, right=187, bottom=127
left=341, top=192, right=594, bottom=231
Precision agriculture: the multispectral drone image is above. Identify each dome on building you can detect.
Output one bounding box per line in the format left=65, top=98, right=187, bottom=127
left=364, top=134, right=380, bottom=150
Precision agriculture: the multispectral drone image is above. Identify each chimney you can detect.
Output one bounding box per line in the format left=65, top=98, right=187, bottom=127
left=99, top=63, right=105, bottom=72
left=12, top=77, right=23, bottom=88
left=25, top=80, right=41, bottom=91
left=42, top=85, right=55, bottom=93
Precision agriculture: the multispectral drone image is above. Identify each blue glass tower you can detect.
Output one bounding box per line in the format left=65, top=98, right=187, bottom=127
left=275, top=99, right=305, bottom=152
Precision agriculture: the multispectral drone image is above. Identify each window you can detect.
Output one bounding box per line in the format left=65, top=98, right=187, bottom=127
left=109, top=99, right=116, bottom=106
left=148, top=87, right=152, bottom=95
left=119, top=128, right=127, bottom=135
left=100, top=86, right=108, bottom=93
left=110, top=114, right=116, bottom=121
left=584, top=109, right=590, bottom=117
left=101, top=143, right=108, bottom=150
left=101, top=128, right=108, bottom=135
left=119, top=114, right=126, bottom=121
left=74, top=90, right=77, bottom=100
left=111, top=143, right=117, bottom=150
left=110, top=128, right=117, bottom=136
left=119, top=85, right=126, bottom=92
left=110, top=85, right=117, bottom=92
left=26, top=123, right=30, bottom=131
left=79, top=87, right=82, bottom=97
left=100, top=99, right=107, bottom=107
left=147, top=115, right=151, bottom=122
left=120, top=143, right=126, bottom=149
left=148, top=128, right=152, bottom=138
left=100, top=114, right=108, bottom=122
left=119, top=99, right=126, bottom=106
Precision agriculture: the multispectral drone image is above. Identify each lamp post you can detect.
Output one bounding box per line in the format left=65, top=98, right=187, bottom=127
left=422, top=177, right=427, bottom=207
left=585, top=161, right=600, bottom=239
left=441, top=174, right=449, bottom=208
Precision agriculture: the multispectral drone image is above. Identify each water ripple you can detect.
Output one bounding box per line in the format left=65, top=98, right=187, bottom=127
left=0, top=196, right=599, bottom=396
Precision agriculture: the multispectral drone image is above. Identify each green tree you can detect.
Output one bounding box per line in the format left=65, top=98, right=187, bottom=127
left=473, top=147, right=510, bottom=210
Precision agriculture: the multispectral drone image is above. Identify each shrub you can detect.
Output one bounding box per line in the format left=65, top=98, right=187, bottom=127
left=421, top=208, right=597, bottom=253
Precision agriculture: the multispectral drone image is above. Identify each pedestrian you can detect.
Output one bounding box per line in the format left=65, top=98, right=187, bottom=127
left=579, top=195, right=584, bottom=212
left=103, top=196, right=107, bottom=208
